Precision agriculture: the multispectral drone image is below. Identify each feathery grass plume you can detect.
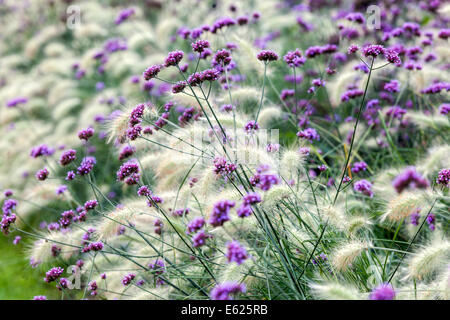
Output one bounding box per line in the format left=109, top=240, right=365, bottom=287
left=330, top=240, right=371, bottom=271
left=347, top=216, right=373, bottom=236
left=279, top=149, right=304, bottom=180
left=231, top=35, right=264, bottom=76
left=222, top=87, right=261, bottom=105
left=416, top=145, right=450, bottom=178
left=405, top=237, right=450, bottom=280
left=260, top=185, right=291, bottom=209
left=96, top=202, right=142, bottom=240
left=435, top=264, right=450, bottom=300
left=257, top=106, right=282, bottom=128
left=407, top=111, right=450, bottom=130
left=310, top=282, right=362, bottom=300
left=381, top=191, right=425, bottom=222
left=320, top=205, right=348, bottom=232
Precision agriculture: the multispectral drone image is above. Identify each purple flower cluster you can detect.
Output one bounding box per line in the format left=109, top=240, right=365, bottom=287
left=392, top=167, right=429, bottom=193
left=116, top=160, right=140, bottom=185
left=59, top=149, right=76, bottom=166
left=297, top=128, right=320, bottom=141
left=370, top=283, right=395, bottom=300
left=283, top=49, right=306, bottom=68
left=257, top=50, right=279, bottom=62
left=209, top=200, right=235, bottom=227
left=210, top=282, right=246, bottom=300
left=226, top=241, right=248, bottom=265
left=351, top=161, right=367, bottom=173
left=30, top=144, right=54, bottom=158
left=122, top=273, right=136, bottom=286
left=354, top=179, right=374, bottom=197
left=44, top=267, right=64, bottom=283
left=213, top=157, right=237, bottom=178
left=436, top=169, right=449, bottom=187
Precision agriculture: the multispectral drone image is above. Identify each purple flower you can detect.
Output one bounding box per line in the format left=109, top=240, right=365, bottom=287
left=243, top=192, right=261, bottom=205
left=283, top=49, right=305, bottom=67
left=172, top=81, right=187, bottom=94
left=384, top=80, right=400, bottom=93
left=439, top=104, right=450, bottom=115
left=436, top=169, right=449, bottom=187
left=76, top=157, right=96, bottom=176
left=116, top=160, right=139, bottom=181
left=164, top=50, right=184, bottom=67
left=213, top=157, right=237, bottom=178
left=192, top=229, right=210, bottom=247
left=118, top=145, right=135, bottom=161
left=410, top=209, right=420, bottom=226
left=257, top=50, right=279, bottom=62
left=244, top=120, right=259, bottom=133
left=6, top=97, right=28, bottom=108
left=354, top=179, right=374, bottom=197
left=362, top=45, right=385, bottom=58
left=210, top=282, right=246, bottom=300
left=392, top=167, right=429, bottom=193
left=237, top=204, right=253, bottom=218
left=192, top=40, right=210, bottom=53
left=351, top=161, right=368, bottom=173
left=33, top=296, right=47, bottom=300
left=341, top=89, right=364, bottom=102
left=84, top=199, right=98, bottom=211
left=60, top=149, right=76, bottom=166
left=4, top=189, right=13, bottom=197
left=143, top=65, right=162, bottom=80
left=78, top=127, right=95, bottom=141
left=137, top=185, right=151, bottom=197
left=370, top=283, right=395, bottom=300
left=209, top=200, right=235, bottom=227
left=297, top=128, right=320, bottom=141
left=226, top=241, right=248, bottom=265
left=115, top=8, right=134, bottom=25
left=65, top=171, right=76, bottom=181
left=44, top=267, right=64, bottom=283
left=426, top=214, right=436, bottom=231
left=187, top=217, right=205, bottom=234
left=36, top=168, right=49, bottom=181
left=56, top=185, right=67, bottom=195
left=30, top=144, right=54, bottom=158
left=122, top=273, right=136, bottom=286
left=13, top=236, right=21, bottom=245
left=212, top=49, right=232, bottom=66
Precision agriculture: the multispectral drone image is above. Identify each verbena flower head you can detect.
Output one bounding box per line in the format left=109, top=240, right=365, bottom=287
left=187, top=217, right=205, bottom=234
left=164, top=50, right=184, bottom=67
left=369, top=283, right=395, bottom=300
left=122, top=273, right=136, bottom=286
left=78, top=127, right=95, bottom=141
left=30, top=144, right=54, bottom=158
left=257, top=50, right=279, bottom=62
left=354, top=179, right=374, bottom=197
left=143, top=65, right=162, bottom=80
left=226, top=240, right=248, bottom=265
left=283, top=49, right=305, bottom=67
left=210, top=282, right=246, bottom=300
left=436, top=169, right=449, bottom=187
left=209, top=200, right=235, bottom=227
left=392, top=167, right=429, bottom=193
left=59, top=149, right=76, bottom=166
left=35, top=168, right=49, bottom=181
left=191, top=40, right=210, bottom=53
left=44, top=267, right=64, bottom=283
left=362, top=45, right=385, bottom=58
left=115, top=8, right=135, bottom=25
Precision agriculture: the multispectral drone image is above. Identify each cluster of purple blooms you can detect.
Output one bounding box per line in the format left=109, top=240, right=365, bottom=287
left=1, top=198, right=17, bottom=235
left=354, top=179, right=374, bottom=197
left=209, top=200, right=235, bottom=227
left=210, top=281, right=246, bottom=300
left=392, top=167, right=429, bottom=194
left=116, top=160, right=140, bottom=185
left=226, top=241, right=249, bottom=265
left=436, top=169, right=449, bottom=187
